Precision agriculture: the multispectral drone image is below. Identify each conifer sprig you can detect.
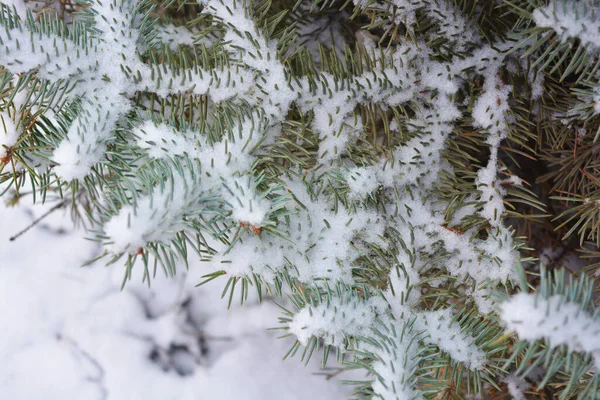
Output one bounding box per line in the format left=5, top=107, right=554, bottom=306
left=1, top=0, right=599, bottom=398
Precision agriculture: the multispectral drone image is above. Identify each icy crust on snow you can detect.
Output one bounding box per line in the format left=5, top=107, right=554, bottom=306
left=501, top=293, right=600, bottom=369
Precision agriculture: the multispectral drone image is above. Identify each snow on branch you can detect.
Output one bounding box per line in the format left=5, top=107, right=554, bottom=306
left=0, top=0, right=259, bottom=180
left=415, top=309, right=486, bottom=369
left=533, top=1, right=600, bottom=51
left=0, top=0, right=552, bottom=396
left=501, top=292, right=600, bottom=369
left=104, top=113, right=276, bottom=256
left=211, top=176, right=386, bottom=283
left=289, top=295, right=387, bottom=348
left=0, top=110, right=18, bottom=158
left=103, top=160, right=216, bottom=255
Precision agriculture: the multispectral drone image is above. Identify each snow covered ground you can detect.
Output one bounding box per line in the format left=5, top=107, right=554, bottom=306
left=0, top=199, right=356, bottom=399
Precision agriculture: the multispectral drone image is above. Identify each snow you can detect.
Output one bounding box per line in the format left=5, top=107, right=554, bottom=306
left=0, top=0, right=258, bottom=181
left=0, top=200, right=356, bottom=399
left=134, top=121, right=197, bottom=159
left=500, top=292, right=600, bottom=369
left=53, top=92, right=133, bottom=181
left=425, top=0, right=480, bottom=50
left=2, top=0, right=27, bottom=16
left=0, top=110, right=18, bottom=158
left=290, top=259, right=486, bottom=396
left=345, top=166, right=380, bottom=199
left=533, top=1, right=600, bottom=51
left=289, top=296, right=387, bottom=347
left=200, top=0, right=296, bottom=120
left=105, top=115, right=278, bottom=254
left=153, top=24, right=206, bottom=50
left=528, top=68, right=544, bottom=101
left=223, top=175, right=272, bottom=227
left=370, top=319, right=422, bottom=400
left=0, top=0, right=540, bottom=396
left=503, top=374, right=530, bottom=400
left=472, top=84, right=511, bottom=134
left=416, top=309, right=486, bottom=369
left=209, top=175, right=386, bottom=283
left=469, top=46, right=513, bottom=228
left=103, top=165, right=207, bottom=255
